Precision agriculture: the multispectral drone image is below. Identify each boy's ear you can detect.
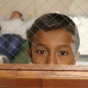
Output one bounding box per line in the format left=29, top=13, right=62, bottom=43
left=27, top=49, right=33, bottom=63
left=74, top=51, right=80, bottom=60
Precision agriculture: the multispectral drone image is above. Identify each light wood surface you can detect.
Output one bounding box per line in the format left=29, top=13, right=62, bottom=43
left=0, top=64, right=88, bottom=88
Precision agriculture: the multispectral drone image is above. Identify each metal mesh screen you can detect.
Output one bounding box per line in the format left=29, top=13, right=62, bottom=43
left=0, top=0, right=88, bottom=65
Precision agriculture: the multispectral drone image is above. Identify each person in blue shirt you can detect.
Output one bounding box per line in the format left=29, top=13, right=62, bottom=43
left=0, top=11, right=24, bottom=62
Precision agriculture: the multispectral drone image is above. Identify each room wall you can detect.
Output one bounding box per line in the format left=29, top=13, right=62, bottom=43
left=0, top=0, right=35, bottom=20
left=0, top=0, right=88, bottom=20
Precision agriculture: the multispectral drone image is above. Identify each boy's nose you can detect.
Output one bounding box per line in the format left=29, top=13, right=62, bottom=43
left=46, top=53, right=56, bottom=64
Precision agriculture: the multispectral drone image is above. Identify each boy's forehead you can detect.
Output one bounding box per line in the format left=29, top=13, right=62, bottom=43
left=32, top=30, right=74, bottom=46
left=32, top=29, right=74, bottom=43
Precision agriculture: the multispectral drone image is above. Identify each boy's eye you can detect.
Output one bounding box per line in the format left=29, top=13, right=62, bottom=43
left=37, top=50, right=45, bottom=54
left=58, top=51, right=68, bottom=56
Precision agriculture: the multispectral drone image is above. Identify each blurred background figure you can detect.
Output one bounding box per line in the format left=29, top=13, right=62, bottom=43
left=10, top=11, right=24, bottom=21
left=0, top=11, right=24, bottom=63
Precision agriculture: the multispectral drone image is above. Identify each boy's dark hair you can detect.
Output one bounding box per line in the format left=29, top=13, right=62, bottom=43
left=27, top=13, right=80, bottom=54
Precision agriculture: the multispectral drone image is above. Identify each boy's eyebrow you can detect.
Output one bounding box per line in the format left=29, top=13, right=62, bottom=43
left=35, top=44, right=71, bottom=48
left=57, top=45, right=71, bottom=49
left=35, top=44, right=48, bottom=49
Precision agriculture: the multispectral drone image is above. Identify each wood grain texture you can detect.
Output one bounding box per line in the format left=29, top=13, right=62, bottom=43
left=0, top=64, right=88, bottom=71
left=0, top=64, right=88, bottom=88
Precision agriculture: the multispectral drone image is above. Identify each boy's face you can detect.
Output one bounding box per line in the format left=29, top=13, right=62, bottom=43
left=29, top=29, right=77, bottom=65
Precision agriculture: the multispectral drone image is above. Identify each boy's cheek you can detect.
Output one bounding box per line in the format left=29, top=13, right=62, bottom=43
left=63, top=58, right=76, bottom=65
left=32, top=57, right=75, bottom=65
left=55, top=57, right=75, bottom=65
left=33, top=59, right=45, bottom=64
left=32, top=55, right=46, bottom=64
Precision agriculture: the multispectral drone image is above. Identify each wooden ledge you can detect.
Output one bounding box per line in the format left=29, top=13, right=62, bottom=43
left=0, top=64, right=88, bottom=88
left=0, top=64, right=88, bottom=71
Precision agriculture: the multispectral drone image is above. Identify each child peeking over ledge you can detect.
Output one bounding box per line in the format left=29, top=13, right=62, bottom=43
left=27, top=13, right=80, bottom=65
